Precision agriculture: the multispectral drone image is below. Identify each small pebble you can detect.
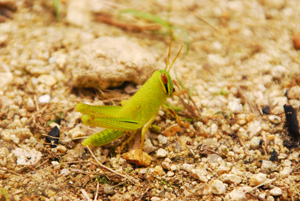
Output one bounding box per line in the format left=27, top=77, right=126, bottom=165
left=182, top=163, right=195, bottom=172
left=103, top=184, right=114, bottom=194
left=271, top=65, right=286, bottom=79
left=170, top=164, right=177, bottom=171
left=37, top=74, right=57, bottom=87
left=69, top=126, right=86, bottom=139
left=270, top=187, right=282, bottom=196
left=10, top=134, right=20, bottom=144
left=143, top=139, right=155, bottom=153
left=13, top=147, right=42, bottom=165
left=250, top=137, right=261, bottom=149
left=288, top=151, right=299, bottom=161
left=249, top=173, right=267, bottom=186
left=207, top=154, right=222, bottom=164
left=228, top=101, right=243, bottom=113
left=167, top=171, right=174, bottom=177
left=211, top=179, right=226, bottom=195
left=220, top=174, right=242, bottom=184
left=26, top=98, right=35, bottom=111
left=38, top=94, right=51, bottom=104
left=292, top=32, right=300, bottom=50
left=156, top=148, right=168, bottom=158
left=57, top=145, right=67, bottom=154
left=280, top=166, right=292, bottom=178
left=0, top=34, right=8, bottom=45
left=263, top=0, right=285, bottom=9
left=153, top=166, right=164, bottom=176
left=210, top=123, right=218, bottom=135
left=52, top=161, right=60, bottom=170
left=226, top=186, right=252, bottom=200
left=262, top=105, right=270, bottom=114
left=191, top=168, right=208, bottom=182
left=247, top=121, right=262, bottom=138
left=287, top=86, right=300, bottom=100
left=151, top=197, right=161, bottom=201
left=60, top=168, right=70, bottom=176
left=261, top=160, right=277, bottom=173
left=268, top=115, right=281, bottom=124
left=157, top=135, right=168, bottom=144
left=270, top=150, right=278, bottom=161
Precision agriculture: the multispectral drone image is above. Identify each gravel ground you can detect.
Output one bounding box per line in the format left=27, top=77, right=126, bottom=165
left=1, top=0, right=300, bottom=200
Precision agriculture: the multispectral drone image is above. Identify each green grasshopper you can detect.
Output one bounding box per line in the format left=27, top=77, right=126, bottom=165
left=76, top=36, right=183, bottom=150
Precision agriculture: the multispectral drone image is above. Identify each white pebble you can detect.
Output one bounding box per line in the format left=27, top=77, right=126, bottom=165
left=270, top=187, right=282, bottom=196
left=268, top=115, right=281, bottom=124
left=211, top=179, right=226, bottom=195
left=103, top=184, right=114, bottom=194
left=38, top=94, right=51, bottom=104
left=207, top=154, right=222, bottom=164
left=263, top=0, right=285, bottom=9
left=170, top=164, right=177, bottom=171
left=151, top=197, right=161, bottom=201
left=226, top=187, right=252, bottom=200
left=26, top=98, right=35, bottom=111
left=288, top=151, right=300, bottom=161
left=182, top=163, right=195, bottom=172
left=280, top=166, right=292, bottom=178
left=261, top=160, right=277, bottom=173
left=167, top=171, right=174, bottom=177
left=156, top=148, right=168, bottom=158
left=288, top=86, right=300, bottom=100
left=10, top=134, right=20, bottom=144
left=13, top=148, right=42, bottom=165
left=220, top=174, right=242, bottom=184
left=60, top=168, right=70, bottom=176
left=51, top=161, right=60, bottom=166
left=57, top=145, right=67, bottom=154
left=271, top=65, right=286, bottom=79
left=157, top=135, right=168, bottom=144
left=38, top=74, right=57, bottom=87
left=143, top=139, right=155, bottom=153
left=210, top=123, right=218, bottom=135
left=249, top=173, right=267, bottom=186
left=250, top=137, right=261, bottom=149
left=247, top=121, right=262, bottom=138
left=228, top=101, right=243, bottom=113
left=191, top=168, right=208, bottom=182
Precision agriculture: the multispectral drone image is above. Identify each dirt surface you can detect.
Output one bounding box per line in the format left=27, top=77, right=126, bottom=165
left=1, top=0, right=300, bottom=200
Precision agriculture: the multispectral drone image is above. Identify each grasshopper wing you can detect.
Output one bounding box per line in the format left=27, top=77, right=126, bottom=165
left=81, top=114, right=141, bottom=131
left=76, top=103, right=123, bottom=117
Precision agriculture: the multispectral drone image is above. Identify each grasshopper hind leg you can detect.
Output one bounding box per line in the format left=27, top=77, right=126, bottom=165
left=82, top=129, right=125, bottom=147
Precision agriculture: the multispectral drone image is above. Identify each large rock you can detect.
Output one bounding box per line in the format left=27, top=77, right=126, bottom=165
left=71, top=36, right=156, bottom=89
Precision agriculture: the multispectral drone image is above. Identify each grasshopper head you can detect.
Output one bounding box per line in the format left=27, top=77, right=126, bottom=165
left=158, top=70, right=174, bottom=96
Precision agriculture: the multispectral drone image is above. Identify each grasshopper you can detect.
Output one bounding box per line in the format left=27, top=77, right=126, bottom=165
left=76, top=36, right=183, bottom=150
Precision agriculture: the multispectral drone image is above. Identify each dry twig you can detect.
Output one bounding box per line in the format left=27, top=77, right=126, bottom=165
left=80, top=189, right=93, bottom=201
left=96, top=14, right=161, bottom=32
left=85, top=145, right=139, bottom=184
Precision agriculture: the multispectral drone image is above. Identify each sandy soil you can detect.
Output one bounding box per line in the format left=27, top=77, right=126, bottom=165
left=1, top=0, right=300, bottom=200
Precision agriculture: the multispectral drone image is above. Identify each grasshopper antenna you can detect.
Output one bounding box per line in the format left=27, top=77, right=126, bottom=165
left=165, top=33, right=173, bottom=71
left=168, top=44, right=183, bottom=73
left=164, top=33, right=183, bottom=73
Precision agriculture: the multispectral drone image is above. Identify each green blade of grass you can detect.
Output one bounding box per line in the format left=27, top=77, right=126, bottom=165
left=120, top=9, right=189, bottom=52
left=120, top=9, right=171, bottom=30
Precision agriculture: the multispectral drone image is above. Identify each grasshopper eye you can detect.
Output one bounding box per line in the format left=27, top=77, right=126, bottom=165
left=161, top=73, right=168, bottom=84
left=161, top=73, right=169, bottom=94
